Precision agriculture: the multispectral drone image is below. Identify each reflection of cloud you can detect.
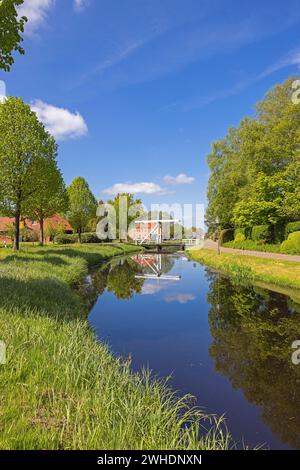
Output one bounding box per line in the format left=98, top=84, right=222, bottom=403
left=164, top=293, right=196, bottom=304
left=141, top=283, right=165, bottom=295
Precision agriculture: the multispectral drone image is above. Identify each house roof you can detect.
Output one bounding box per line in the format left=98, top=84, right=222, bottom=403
left=0, top=217, right=13, bottom=232
left=0, top=214, right=73, bottom=233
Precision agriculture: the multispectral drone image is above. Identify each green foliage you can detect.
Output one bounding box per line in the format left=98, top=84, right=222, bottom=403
left=220, top=229, right=234, bottom=245
left=285, top=221, right=300, bottom=239
left=206, top=78, right=300, bottom=232
left=234, top=227, right=252, bottom=240
left=20, top=227, right=38, bottom=243
left=234, top=232, right=246, bottom=242
left=280, top=231, right=300, bottom=255
left=107, top=193, right=143, bottom=239
left=80, top=232, right=101, bottom=244
left=54, top=234, right=78, bottom=245
left=0, top=0, right=27, bottom=71
left=26, top=136, right=68, bottom=245
left=67, top=177, right=98, bottom=241
left=0, top=97, right=59, bottom=250
left=251, top=225, right=273, bottom=244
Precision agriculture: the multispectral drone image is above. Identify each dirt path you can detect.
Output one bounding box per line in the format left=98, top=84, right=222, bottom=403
left=203, top=239, right=300, bottom=263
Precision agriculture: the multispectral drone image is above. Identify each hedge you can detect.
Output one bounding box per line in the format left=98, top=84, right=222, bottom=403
left=285, top=221, right=300, bottom=239
left=251, top=225, right=273, bottom=244
left=220, top=229, right=234, bottom=245
left=234, top=227, right=252, bottom=240
left=280, top=231, right=300, bottom=255
left=80, top=232, right=101, bottom=244
left=55, top=234, right=78, bottom=244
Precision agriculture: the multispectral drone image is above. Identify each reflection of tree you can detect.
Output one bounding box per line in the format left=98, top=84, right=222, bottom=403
left=77, top=266, right=110, bottom=315
left=107, top=259, right=144, bottom=300
left=160, top=255, right=175, bottom=274
left=206, top=270, right=300, bottom=449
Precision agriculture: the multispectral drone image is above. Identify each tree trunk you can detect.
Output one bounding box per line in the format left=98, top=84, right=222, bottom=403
left=39, top=217, right=44, bottom=246
left=78, top=228, right=81, bottom=243
left=14, top=210, right=20, bottom=252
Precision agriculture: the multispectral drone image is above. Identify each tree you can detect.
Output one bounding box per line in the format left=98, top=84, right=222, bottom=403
left=206, top=78, right=300, bottom=236
left=27, top=158, right=68, bottom=245
left=0, top=0, right=27, bottom=72
left=0, top=97, right=58, bottom=250
left=67, top=177, right=97, bottom=242
left=107, top=193, right=143, bottom=240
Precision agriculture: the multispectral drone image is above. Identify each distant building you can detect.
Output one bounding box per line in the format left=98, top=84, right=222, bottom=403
left=128, top=221, right=159, bottom=243
left=0, top=214, right=73, bottom=244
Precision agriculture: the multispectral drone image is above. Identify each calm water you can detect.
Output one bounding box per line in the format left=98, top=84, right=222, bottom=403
left=87, top=253, right=300, bottom=450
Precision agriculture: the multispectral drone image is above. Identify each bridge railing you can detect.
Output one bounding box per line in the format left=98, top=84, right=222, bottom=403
left=182, top=239, right=202, bottom=246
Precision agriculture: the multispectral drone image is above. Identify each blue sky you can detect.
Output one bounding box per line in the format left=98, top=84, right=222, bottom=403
left=1, top=0, right=300, bottom=210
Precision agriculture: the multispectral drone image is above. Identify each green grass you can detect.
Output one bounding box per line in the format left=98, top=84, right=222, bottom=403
left=0, top=244, right=231, bottom=450
left=188, top=248, right=300, bottom=291
left=223, top=240, right=283, bottom=253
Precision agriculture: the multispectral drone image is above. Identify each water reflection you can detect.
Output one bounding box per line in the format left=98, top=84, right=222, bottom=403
left=86, top=254, right=300, bottom=449
left=206, top=270, right=300, bottom=449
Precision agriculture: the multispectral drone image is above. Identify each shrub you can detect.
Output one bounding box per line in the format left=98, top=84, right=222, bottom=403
left=280, top=231, right=300, bottom=254
left=235, top=232, right=246, bottom=242
left=80, top=232, right=101, bottom=244
left=251, top=225, right=273, bottom=244
left=55, top=234, right=77, bottom=244
left=285, top=221, right=300, bottom=239
left=220, top=229, right=234, bottom=245
left=234, top=227, right=252, bottom=240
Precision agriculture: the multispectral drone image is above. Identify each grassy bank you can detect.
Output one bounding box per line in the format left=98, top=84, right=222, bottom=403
left=188, top=248, right=300, bottom=291
left=0, top=244, right=230, bottom=450
left=223, top=240, right=282, bottom=253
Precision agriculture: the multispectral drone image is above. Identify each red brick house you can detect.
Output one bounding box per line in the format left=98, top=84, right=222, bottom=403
left=0, top=214, right=73, bottom=244
left=128, top=221, right=159, bottom=243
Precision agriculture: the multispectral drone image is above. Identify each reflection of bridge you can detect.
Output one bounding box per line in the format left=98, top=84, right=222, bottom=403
left=132, top=254, right=181, bottom=281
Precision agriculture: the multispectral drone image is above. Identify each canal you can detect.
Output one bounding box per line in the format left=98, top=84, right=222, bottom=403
left=87, top=253, right=300, bottom=450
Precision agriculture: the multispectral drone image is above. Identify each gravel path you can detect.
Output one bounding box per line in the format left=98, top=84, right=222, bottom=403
left=203, top=239, right=300, bottom=263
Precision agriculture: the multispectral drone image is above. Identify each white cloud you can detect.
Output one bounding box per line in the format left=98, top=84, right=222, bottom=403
left=74, top=0, right=89, bottom=12
left=31, top=100, right=88, bottom=140
left=103, top=182, right=169, bottom=196
left=18, top=0, right=55, bottom=34
left=163, top=173, right=195, bottom=185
